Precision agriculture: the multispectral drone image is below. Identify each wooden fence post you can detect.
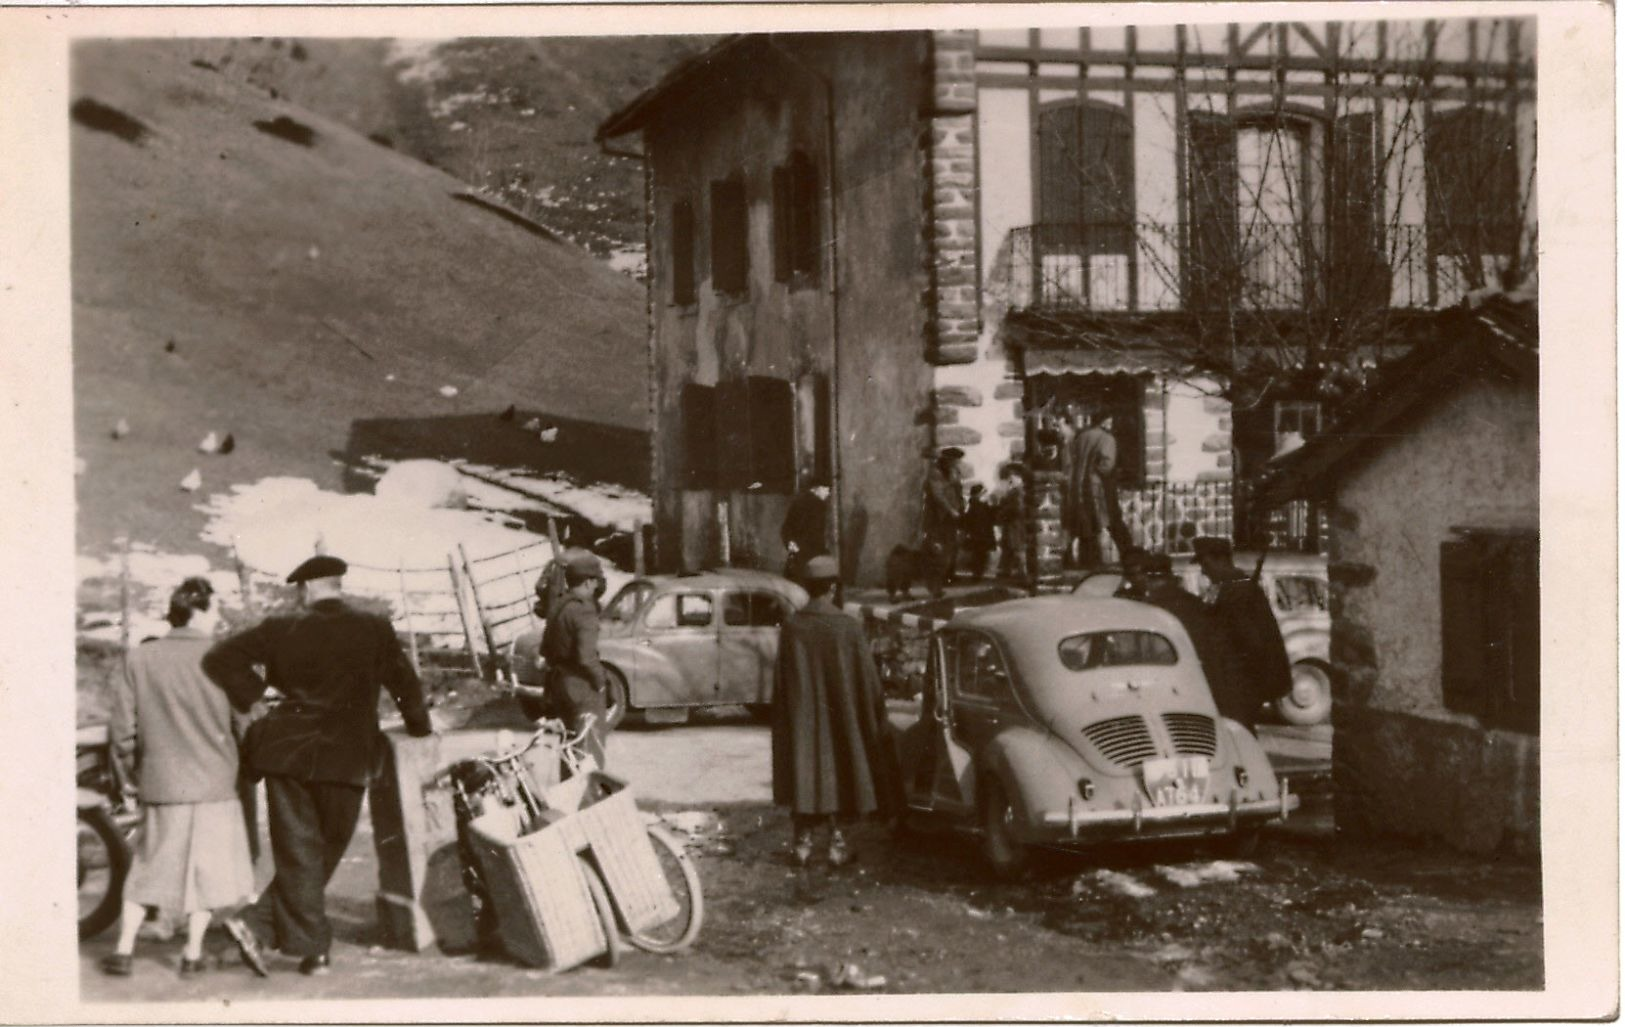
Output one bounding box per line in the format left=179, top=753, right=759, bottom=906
left=117, top=534, right=132, bottom=652
left=397, top=559, right=421, bottom=678
left=448, top=554, right=483, bottom=680
left=633, top=520, right=646, bottom=576
left=231, top=536, right=258, bottom=620
left=459, top=544, right=499, bottom=669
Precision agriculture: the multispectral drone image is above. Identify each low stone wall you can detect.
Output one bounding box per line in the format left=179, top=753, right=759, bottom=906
left=1333, top=703, right=1539, bottom=859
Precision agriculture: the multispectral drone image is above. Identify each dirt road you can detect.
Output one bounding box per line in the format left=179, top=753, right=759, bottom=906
left=80, top=704, right=1538, bottom=1003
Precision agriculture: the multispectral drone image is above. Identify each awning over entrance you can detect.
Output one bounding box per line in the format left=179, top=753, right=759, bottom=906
left=1020, top=346, right=1187, bottom=378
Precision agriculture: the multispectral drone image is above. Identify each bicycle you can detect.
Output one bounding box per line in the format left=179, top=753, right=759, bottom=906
left=76, top=724, right=139, bottom=940
left=446, top=717, right=703, bottom=962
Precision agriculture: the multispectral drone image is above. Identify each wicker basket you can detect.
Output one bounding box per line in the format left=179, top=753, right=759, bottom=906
left=552, top=774, right=680, bottom=934
left=466, top=804, right=608, bottom=971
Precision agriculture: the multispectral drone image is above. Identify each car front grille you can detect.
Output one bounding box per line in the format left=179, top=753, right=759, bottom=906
left=1082, top=715, right=1159, bottom=768
left=1162, top=713, right=1218, bottom=757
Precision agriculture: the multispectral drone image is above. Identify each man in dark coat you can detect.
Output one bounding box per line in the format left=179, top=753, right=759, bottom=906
left=1121, top=550, right=1231, bottom=714
left=780, top=480, right=831, bottom=584
left=921, top=447, right=966, bottom=598
left=203, top=555, right=432, bottom=977
left=540, top=549, right=611, bottom=770
left=1193, top=537, right=1293, bottom=731
left=771, top=556, right=902, bottom=868
left=1068, top=412, right=1133, bottom=568
left=960, top=484, right=998, bottom=581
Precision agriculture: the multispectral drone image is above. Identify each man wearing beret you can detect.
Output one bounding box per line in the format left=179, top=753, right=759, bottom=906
left=203, top=554, right=432, bottom=977
left=539, top=549, right=611, bottom=770
left=1192, top=538, right=1293, bottom=731
left=771, top=556, right=902, bottom=868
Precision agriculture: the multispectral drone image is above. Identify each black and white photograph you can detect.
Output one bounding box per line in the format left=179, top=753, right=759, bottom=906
left=0, top=1, right=1614, bottom=1020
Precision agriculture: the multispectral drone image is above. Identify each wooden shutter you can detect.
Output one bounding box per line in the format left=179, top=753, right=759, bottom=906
left=1425, top=107, right=1519, bottom=276
left=716, top=378, right=752, bottom=489
left=1038, top=104, right=1084, bottom=230
left=746, top=376, right=796, bottom=493
left=1079, top=104, right=1134, bottom=254
left=671, top=200, right=696, bottom=305
left=1186, top=113, right=1238, bottom=311
left=771, top=167, right=792, bottom=283
left=790, top=151, right=820, bottom=278
left=1331, top=112, right=1385, bottom=311
left=680, top=384, right=717, bottom=489
left=1439, top=538, right=1489, bottom=719
left=1499, top=535, right=1540, bottom=735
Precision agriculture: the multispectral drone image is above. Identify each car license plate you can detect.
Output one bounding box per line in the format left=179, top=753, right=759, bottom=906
left=1142, top=756, right=1211, bottom=807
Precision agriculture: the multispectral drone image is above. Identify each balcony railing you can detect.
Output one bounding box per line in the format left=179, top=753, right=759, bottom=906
left=1004, top=222, right=1518, bottom=314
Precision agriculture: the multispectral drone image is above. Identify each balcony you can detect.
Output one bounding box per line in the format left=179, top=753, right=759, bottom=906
left=1004, top=222, right=1518, bottom=315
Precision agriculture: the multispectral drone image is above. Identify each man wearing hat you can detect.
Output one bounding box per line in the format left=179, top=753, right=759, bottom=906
left=771, top=555, right=902, bottom=868
left=203, top=554, right=432, bottom=977
left=1121, top=549, right=1230, bottom=707
left=1192, top=538, right=1293, bottom=731
left=539, top=548, right=611, bottom=770
left=921, top=447, right=967, bottom=598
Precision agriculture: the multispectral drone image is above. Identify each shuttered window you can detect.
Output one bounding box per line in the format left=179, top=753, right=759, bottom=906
left=671, top=200, right=696, bottom=306
left=1425, top=106, right=1520, bottom=278
left=712, top=376, right=797, bottom=494
left=1330, top=111, right=1386, bottom=311
left=1037, top=101, right=1134, bottom=254
left=1439, top=531, right=1539, bottom=734
left=710, top=175, right=749, bottom=296
left=772, top=151, right=821, bottom=283
left=1186, top=112, right=1239, bottom=312
left=680, top=383, right=718, bottom=490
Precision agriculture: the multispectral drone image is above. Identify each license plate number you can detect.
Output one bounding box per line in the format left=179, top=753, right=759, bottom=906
left=1143, top=756, right=1211, bottom=807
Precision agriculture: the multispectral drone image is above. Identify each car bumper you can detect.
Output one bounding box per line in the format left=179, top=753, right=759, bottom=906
left=1038, top=781, right=1300, bottom=838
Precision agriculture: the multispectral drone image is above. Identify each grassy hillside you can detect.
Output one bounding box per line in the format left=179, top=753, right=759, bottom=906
left=72, top=41, right=649, bottom=562
left=168, top=35, right=713, bottom=259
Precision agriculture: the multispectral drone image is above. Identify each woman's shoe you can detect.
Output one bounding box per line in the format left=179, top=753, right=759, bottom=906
left=98, top=953, right=134, bottom=977
left=827, top=830, right=853, bottom=868
left=791, top=837, right=814, bottom=867
left=178, top=956, right=208, bottom=978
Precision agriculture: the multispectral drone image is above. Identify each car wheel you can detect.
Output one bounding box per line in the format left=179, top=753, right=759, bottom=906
left=979, top=775, right=1030, bottom=880
left=1278, top=660, right=1333, bottom=726
left=602, top=666, right=630, bottom=730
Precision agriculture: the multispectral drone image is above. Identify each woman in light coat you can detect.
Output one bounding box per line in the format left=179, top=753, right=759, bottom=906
left=102, top=578, right=256, bottom=977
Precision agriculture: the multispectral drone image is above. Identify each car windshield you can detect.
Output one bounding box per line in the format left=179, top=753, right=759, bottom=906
left=1058, top=630, right=1178, bottom=671
left=602, top=581, right=654, bottom=623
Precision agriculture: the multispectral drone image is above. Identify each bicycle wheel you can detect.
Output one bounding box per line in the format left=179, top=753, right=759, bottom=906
left=624, top=824, right=703, bottom=954
left=78, top=806, right=130, bottom=940
left=580, top=857, right=622, bottom=969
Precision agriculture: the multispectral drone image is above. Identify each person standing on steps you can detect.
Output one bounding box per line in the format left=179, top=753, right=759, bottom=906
left=202, top=554, right=433, bottom=978
left=100, top=578, right=256, bottom=979
left=770, top=556, right=903, bottom=869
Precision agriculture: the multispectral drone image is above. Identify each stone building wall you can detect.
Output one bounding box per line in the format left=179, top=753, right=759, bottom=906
left=1327, top=374, right=1539, bottom=856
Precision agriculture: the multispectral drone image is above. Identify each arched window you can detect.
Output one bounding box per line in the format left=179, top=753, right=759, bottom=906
left=1034, top=100, right=1134, bottom=308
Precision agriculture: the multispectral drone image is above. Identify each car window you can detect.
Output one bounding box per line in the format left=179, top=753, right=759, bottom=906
left=643, top=592, right=714, bottom=630
left=603, top=581, right=654, bottom=623
left=955, top=633, right=1011, bottom=701
left=722, top=590, right=789, bottom=628
left=1058, top=630, right=1178, bottom=671
left=1272, top=575, right=1327, bottom=613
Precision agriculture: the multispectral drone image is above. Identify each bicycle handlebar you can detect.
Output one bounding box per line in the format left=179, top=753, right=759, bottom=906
left=477, top=715, right=597, bottom=767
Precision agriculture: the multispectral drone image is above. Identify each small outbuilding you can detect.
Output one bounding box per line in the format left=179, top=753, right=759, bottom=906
left=1254, top=292, right=1538, bottom=856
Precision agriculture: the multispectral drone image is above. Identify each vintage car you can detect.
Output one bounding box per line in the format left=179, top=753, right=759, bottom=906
left=896, top=595, right=1298, bottom=877
left=1072, top=552, right=1332, bottom=725
left=508, top=569, right=809, bottom=727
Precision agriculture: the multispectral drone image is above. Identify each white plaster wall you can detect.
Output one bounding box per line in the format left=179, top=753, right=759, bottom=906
left=1163, top=378, right=1230, bottom=482
left=977, top=87, right=1031, bottom=298
left=1335, top=376, right=1538, bottom=721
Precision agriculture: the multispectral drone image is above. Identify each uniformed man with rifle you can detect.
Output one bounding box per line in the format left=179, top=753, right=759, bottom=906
left=539, top=549, right=611, bottom=770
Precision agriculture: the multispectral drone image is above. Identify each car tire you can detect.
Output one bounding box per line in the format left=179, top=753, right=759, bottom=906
left=1219, top=824, right=1262, bottom=859
left=602, top=666, right=630, bottom=730
left=978, top=775, right=1030, bottom=881
left=1277, top=660, right=1333, bottom=726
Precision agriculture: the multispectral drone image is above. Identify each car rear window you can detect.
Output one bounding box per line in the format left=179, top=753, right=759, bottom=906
left=1058, top=630, right=1178, bottom=671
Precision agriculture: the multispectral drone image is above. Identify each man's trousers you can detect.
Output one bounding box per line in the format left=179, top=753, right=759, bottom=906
left=241, top=774, right=365, bottom=959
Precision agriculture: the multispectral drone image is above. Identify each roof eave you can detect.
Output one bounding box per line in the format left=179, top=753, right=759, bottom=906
left=595, top=34, right=752, bottom=142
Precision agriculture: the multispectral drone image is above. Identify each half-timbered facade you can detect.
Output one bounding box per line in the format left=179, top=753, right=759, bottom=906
left=599, top=18, right=1535, bottom=585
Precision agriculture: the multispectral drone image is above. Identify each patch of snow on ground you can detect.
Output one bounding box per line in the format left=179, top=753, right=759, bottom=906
left=1153, top=860, right=1260, bottom=889
left=77, top=547, right=245, bottom=642
left=1082, top=869, right=1158, bottom=900
left=607, top=247, right=647, bottom=278
left=387, top=38, right=453, bottom=84
left=460, top=464, right=651, bottom=532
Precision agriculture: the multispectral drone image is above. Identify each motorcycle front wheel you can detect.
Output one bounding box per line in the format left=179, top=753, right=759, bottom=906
left=78, top=806, right=130, bottom=939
